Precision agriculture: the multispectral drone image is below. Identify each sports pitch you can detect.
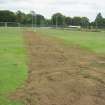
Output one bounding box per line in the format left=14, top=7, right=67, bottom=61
left=0, top=28, right=105, bottom=105
left=38, top=28, right=105, bottom=53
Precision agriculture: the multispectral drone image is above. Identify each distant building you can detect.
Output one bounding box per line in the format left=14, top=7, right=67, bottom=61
left=68, top=25, right=81, bottom=29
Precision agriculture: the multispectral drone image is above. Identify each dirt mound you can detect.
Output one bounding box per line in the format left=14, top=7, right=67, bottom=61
left=12, top=31, right=105, bottom=105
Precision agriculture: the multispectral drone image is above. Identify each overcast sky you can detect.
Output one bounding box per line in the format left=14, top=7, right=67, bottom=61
left=0, top=0, right=105, bottom=21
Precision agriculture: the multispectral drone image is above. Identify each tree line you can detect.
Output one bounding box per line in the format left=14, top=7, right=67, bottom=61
left=0, top=10, right=105, bottom=28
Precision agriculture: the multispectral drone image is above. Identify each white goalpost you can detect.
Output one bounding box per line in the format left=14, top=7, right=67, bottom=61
left=0, top=22, right=21, bottom=32
left=0, top=22, right=21, bottom=28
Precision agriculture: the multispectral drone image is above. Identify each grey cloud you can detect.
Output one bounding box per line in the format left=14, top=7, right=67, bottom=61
left=0, top=0, right=7, bottom=4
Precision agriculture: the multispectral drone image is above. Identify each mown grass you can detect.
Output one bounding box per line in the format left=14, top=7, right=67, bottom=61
left=38, top=28, right=105, bottom=53
left=0, top=28, right=27, bottom=105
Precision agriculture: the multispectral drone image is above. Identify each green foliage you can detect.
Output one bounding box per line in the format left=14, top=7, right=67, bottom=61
left=0, top=10, right=16, bottom=22
left=0, top=10, right=105, bottom=29
left=72, top=17, right=81, bottom=26
left=65, top=17, right=72, bottom=26
left=95, top=13, right=105, bottom=28
left=51, top=13, right=65, bottom=26
left=0, top=10, right=46, bottom=26
left=16, top=11, right=26, bottom=23
left=81, top=17, right=89, bottom=28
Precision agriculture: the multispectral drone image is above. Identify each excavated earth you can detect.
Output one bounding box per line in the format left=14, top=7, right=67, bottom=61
left=12, top=31, right=105, bottom=105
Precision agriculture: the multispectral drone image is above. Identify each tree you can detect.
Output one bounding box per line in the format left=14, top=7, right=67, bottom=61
left=35, top=14, right=46, bottom=26
left=51, top=13, right=65, bottom=27
left=23, top=13, right=46, bottom=26
left=72, top=17, right=81, bottom=26
left=95, top=13, right=104, bottom=28
left=45, top=19, right=52, bottom=26
left=81, top=17, right=89, bottom=28
left=0, top=10, right=16, bottom=22
left=65, top=17, right=72, bottom=26
left=16, top=11, right=26, bottom=24
left=25, top=13, right=32, bottom=24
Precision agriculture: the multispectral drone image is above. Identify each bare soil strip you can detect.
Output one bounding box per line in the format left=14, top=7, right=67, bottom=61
left=13, top=31, right=105, bottom=105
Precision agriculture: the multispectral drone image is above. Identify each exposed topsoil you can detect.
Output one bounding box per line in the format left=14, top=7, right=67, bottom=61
left=12, top=31, right=105, bottom=105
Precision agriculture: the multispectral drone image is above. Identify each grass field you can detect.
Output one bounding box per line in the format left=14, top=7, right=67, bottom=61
left=19, top=30, right=105, bottom=105
left=0, top=28, right=27, bottom=105
left=38, top=28, right=105, bottom=53
left=0, top=27, right=105, bottom=105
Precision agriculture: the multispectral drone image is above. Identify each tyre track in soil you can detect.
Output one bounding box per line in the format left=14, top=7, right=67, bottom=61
left=12, top=31, right=105, bottom=105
